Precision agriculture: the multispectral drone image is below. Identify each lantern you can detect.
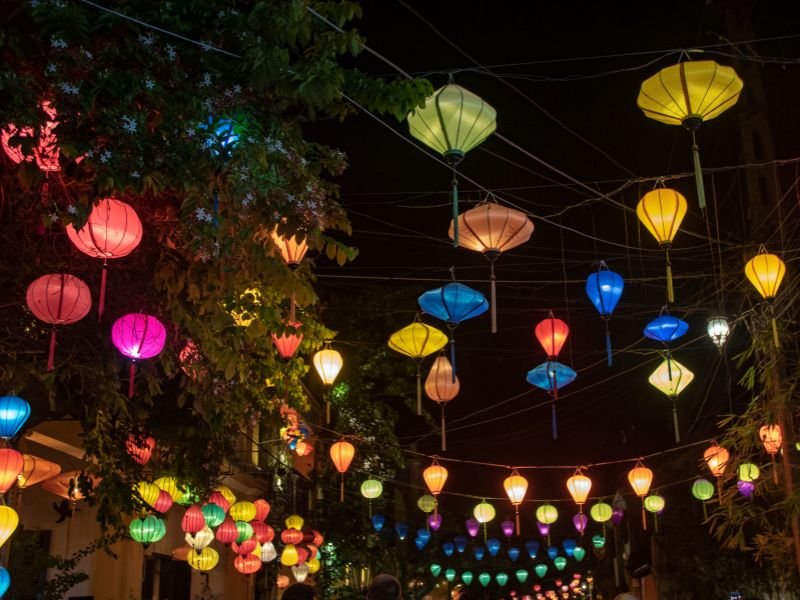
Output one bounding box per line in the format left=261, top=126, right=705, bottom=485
left=638, top=60, right=743, bottom=210
left=526, top=361, right=577, bottom=440
left=628, top=461, right=653, bottom=530
left=235, top=521, right=253, bottom=544
left=0, top=396, right=31, bottom=439
left=487, top=537, right=501, bottom=556
left=0, top=507, right=18, bottom=549
left=407, top=82, right=497, bottom=246
left=479, top=572, right=491, bottom=588
left=126, top=435, right=156, bottom=466
left=572, top=513, right=588, bottom=534
left=535, top=564, right=548, bottom=578
left=388, top=319, right=448, bottom=415
left=371, top=514, right=385, bottom=532
left=0, top=449, right=23, bottom=494
left=153, top=490, right=174, bottom=513
left=215, top=517, right=238, bottom=545
left=428, top=513, right=442, bottom=531
left=360, top=478, right=383, bottom=500
left=201, top=503, right=225, bottom=528
left=536, top=504, right=558, bottom=525
left=67, top=198, right=143, bottom=318
left=111, top=313, right=167, bottom=397
left=449, top=201, right=533, bottom=332
left=707, top=317, right=730, bottom=351
left=253, top=498, right=270, bottom=522
left=648, top=357, right=694, bottom=442
left=261, top=541, right=278, bottom=563
left=461, top=571, right=474, bottom=585
left=181, top=505, right=206, bottom=534
left=26, top=274, right=92, bottom=370
left=562, top=538, right=577, bottom=557
left=281, top=529, right=303, bottom=545
left=535, top=312, right=570, bottom=360
left=230, top=501, right=257, bottom=523
left=585, top=262, right=624, bottom=366
left=590, top=502, right=612, bottom=524
left=739, top=463, right=760, bottom=482
left=187, top=547, right=219, bottom=572
left=644, top=315, right=689, bottom=343
left=215, top=485, right=237, bottom=505
left=503, top=470, right=528, bottom=534
left=525, top=539, right=540, bottom=559
left=417, top=495, right=437, bottom=514
left=18, top=454, right=60, bottom=489
left=330, top=439, right=355, bottom=502
left=0, top=566, right=8, bottom=598
left=250, top=521, right=273, bottom=544
left=704, top=445, right=729, bottom=478
left=206, top=491, right=230, bottom=513
left=234, top=553, right=261, bottom=575
left=554, top=556, right=567, bottom=571
left=185, top=526, right=214, bottom=552
left=271, top=320, right=303, bottom=359
left=424, top=354, right=460, bottom=451
left=644, top=495, right=665, bottom=513
left=516, top=568, right=529, bottom=583
left=395, top=522, right=409, bottom=540
left=465, top=518, right=480, bottom=538
left=271, top=228, right=309, bottom=268
left=574, top=546, right=586, bottom=562
left=474, top=501, right=496, bottom=524
left=692, top=478, right=715, bottom=519
left=745, top=247, right=786, bottom=347
left=566, top=469, right=592, bottom=510
left=232, top=537, right=258, bottom=556
left=129, top=515, right=166, bottom=547
left=423, top=459, right=448, bottom=512
left=760, top=424, right=783, bottom=484
left=508, top=546, right=520, bottom=561
left=154, top=476, right=183, bottom=502
left=276, top=575, right=290, bottom=589
left=313, top=342, right=343, bottom=423
left=495, top=572, right=509, bottom=587
left=636, top=188, right=687, bottom=303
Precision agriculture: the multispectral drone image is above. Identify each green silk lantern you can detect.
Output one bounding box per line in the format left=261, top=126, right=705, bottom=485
left=592, top=535, right=605, bottom=549
left=418, top=494, right=437, bottom=514
left=235, top=521, right=253, bottom=544
left=445, top=568, right=456, bottom=583
left=361, top=479, right=383, bottom=500
left=201, top=502, right=225, bottom=528
left=553, top=556, right=567, bottom=571
left=589, top=502, right=612, bottom=523
left=692, top=477, right=715, bottom=519
left=738, top=463, right=760, bottom=482
left=495, top=572, right=508, bottom=586
left=129, top=515, right=166, bottom=546
left=430, top=564, right=442, bottom=577
left=461, top=571, right=473, bottom=585
left=573, top=546, right=586, bottom=562
left=535, top=563, right=548, bottom=578
left=479, top=572, right=491, bottom=587
left=515, top=569, right=529, bottom=583
left=536, top=504, right=558, bottom=524
left=644, top=494, right=665, bottom=513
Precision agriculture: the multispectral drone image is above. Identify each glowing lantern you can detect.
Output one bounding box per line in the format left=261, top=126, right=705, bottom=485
left=0, top=566, right=8, bottom=598
left=281, top=544, right=299, bottom=566
left=276, top=575, right=290, bottom=589
left=479, top=572, right=491, bottom=588
left=201, top=503, right=225, bottom=528
left=526, top=361, right=577, bottom=440
left=153, top=490, right=173, bottom=513
left=26, top=274, right=92, bottom=371
left=187, top=547, right=219, bottom=572
left=554, top=557, right=567, bottom=571
left=312, top=342, right=343, bottom=423
left=585, top=262, right=624, bottom=365
left=0, top=450, right=23, bottom=494
left=281, top=529, right=303, bottom=545
left=215, top=485, right=237, bottom=505
left=461, top=571, right=473, bottom=585
left=745, top=248, right=786, bottom=303
left=234, top=553, right=261, bottom=575
left=235, top=521, right=253, bottom=544
left=215, top=517, right=238, bottom=545
left=295, top=440, right=313, bottom=457
left=628, top=461, right=653, bottom=530
left=573, top=547, right=586, bottom=562
left=449, top=201, right=533, bottom=332
left=230, top=501, right=257, bottom=523
left=474, top=501, right=496, bottom=524
left=66, top=198, right=143, bottom=318
left=126, top=435, right=155, bottom=466
left=504, top=470, right=528, bottom=534
left=371, top=514, right=385, bottom=532
left=739, top=463, right=760, bottom=482
left=516, top=568, right=529, bottom=583
left=590, top=502, right=612, bottom=524
left=271, top=228, right=309, bottom=268
left=638, top=61, right=743, bottom=210
left=536, top=504, right=558, bottom=525
left=186, top=526, right=214, bottom=552
left=473, top=544, right=485, bottom=560
left=535, top=564, right=548, bottom=578
left=129, top=515, right=166, bottom=546
left=508, top=546, right=520, bottom=561
left=135, top=481, right=160, bottom=508
left=18, top=454, right=60, bottom=489
left=395, top=522, right=409, bottom=540
left=636, top=188, right=687, bottom=303
left=291, top=562, right=309, bottom=583
left=262, top=541, right=278, bottom=563
left=181, top=505, right=206, bottom=534
left=330, top=439, right=355, bottom=502
left=760, top=424, right=783, bottom=484
left=692, top=477, right=714, bottom=518
left=272, top=321, right=303, bottom=359
left=423, top=458, right=448, bottom=510
left=253, top=498, right=270, bottom=521
left=707, top=317, right=730, bottom=351
left=738, top=480, right=755, bottom=497
left=465, top=518, right=479, bottom=538
left=232, top=537, right=258, bottom=556
left=417, top=495, right=437, bottom=514
left=704, top=445, right=729, bottom=478
left=525, top=539, right=540, bottom=559
left=496, top=572, right=509, bottom=586
left=562, top=539, right=577, bottom=557
left=206, top=491, right=230, bottom=513
left=644, top=495, right=665, bottom=513
left=285, top=514, right=304, bottom=531
left=648, top=357, right=694, bottom=443
left=361, top=478, right=383, bottom=503
left=250, top=521, right=273, bottom=544
left=535, top=312, right=570, bottom=360
left=111, top=313, right=166, bottom=397
left=572, top=513, right=588, bottom=534
left=566, top=469, right=592, bottom=510
left=487, top=537, right=501, bottom=556
left=0, top=507, right=18, bottom=549
left=154, top=476, right=183, bottom=503
left=428, top=513, right=442, bottom=531
left=0, top=396, right=30, bottom=440
left=388, top=319, right=448, bottom=414
left=644, top=315, right=689, bottom=343
left=442, top=541, right=454, bottom=556
left=424, top=354, right=460, bottom=451
left=407, top=82, right=497, bottom=246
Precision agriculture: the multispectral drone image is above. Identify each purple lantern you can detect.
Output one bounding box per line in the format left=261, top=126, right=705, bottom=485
left=501, top=519, right=515, bottom=538
left=611, top=508, right=624, bottom=526
left=466, top=518, right=480, bottom=538
left=572, top=513, right=588, bottom=534
left=111, top=313, right=166, bottom=397
left=428, top=513, right=442, bottom=531
left=537, top=521, right=550, bottom=537
left=737, top=480, right=755, bottom=497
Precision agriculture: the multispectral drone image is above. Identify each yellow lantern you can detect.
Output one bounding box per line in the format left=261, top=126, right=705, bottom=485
left=0, top=506, right=18, bottom=548
left=18, top=454, right=61, bottom=489
left=589, top=502, right=612, bottom=524
left=417, top=495, right=437, bottom=514
left=644, top=494, right=665, bottom=514
left=360, top=479, right=383, bottom=500
left=135, top=481, right=161, bottom=508
left=388, top=320, right=448, bottom=415
left=313, top=343, right=343, bottom=424
left=229, top=501, right=257, bottom=523
left=330, top=439, right=355, bottom=502
left=216, top=485, right=237, bottom=506
left=285, top=514, right=305, bottom=531
left=503, top=470, right=529, bottom=535
left=308, top=557, right=321, bottom=574
left=745, top=248, right=786, bottom=348
left=407, top=82, right=497, bottom=247
left=424, top=354, right=460, bottom=451
left=281, top=543, right=299, bottom=567
left=474, top=500, right=496, bottom=524
left=738, top=463, right=760, bottom=482
left=271, top=228, right=309, bottom=268
left=536, top=504, right=558, bottom=525
left=637, top=188, right=687, bottom=303
left=628, top=460, right=653, bottom=530
left=154, top=476, right=183, bottom=502
left=638, top=60, right=743, bottom=210
left=187, top=546, right=219, bottom=572
left=448, top=201, right=534, bottom=332
left=648, top=357, right=694, bottom=443
left=566, top=469, right=592, bottom=510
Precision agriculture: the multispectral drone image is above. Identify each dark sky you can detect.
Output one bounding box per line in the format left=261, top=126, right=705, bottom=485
left=308, top=0, right=800, bottom=507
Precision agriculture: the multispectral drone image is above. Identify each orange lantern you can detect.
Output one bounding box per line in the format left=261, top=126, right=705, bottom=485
left=703, top=444, right=729, bottom=478
left=66, top=198, right=143, bottom=318
left=330, top=439, right=355, bottom=502
left=126, top=434, right=156, bottom=466
left=42, top=470, right=100, bottom=502
left=295, top=440, right=313, bottom=457
left=253, top=498, right=270, bottom=522
left=760, top=424, right=782, bottom=484
left=0, top=449, right=23, bottom=494
left=276, top=575, right=290, bottom=589
left=272, top=228, right=309, bottom=268
left=18, top=454, right=61, bottom=489
left=534, top=312, right=569, bottom=360
left=272, top=321, right=303, bottom=359
left=503, top=470, right=529, bottom=535
left=566, top=469, right=592, bottom=511
left=234, top=553, right=262, bottom=575
left=424, top=354, right=460, bottom=451
left=627, top=460, right=653, bottom=530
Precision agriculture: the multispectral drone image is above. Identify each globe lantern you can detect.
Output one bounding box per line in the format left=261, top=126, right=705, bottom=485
left=330, top=439, right=355, bottom=502
left=424, top=354, right=460, bottom=451
left=280, top=544, right=299, bottom=567
left=707, top=317, right=730, bottom=351
left=153, top=490, right=174, bottom=513
left=692, top=477, right=715, bottom=519
left=589, top=502, right=613, bottom=524
left=536, top=504, right=558, bottom=526
left=229, top=501, right=257, bottom=523
left=474, top=500, right=495, bottom=538
left=312, top=342, right=343, bottom=424
left=26, top=274, right=92, bottom=370
left=638, top=60, right=743, bottom=210
left=407, top=81, right=497, bottom=246
left=66, top=198, right=143, bottom=318
left=129, top=515, right=166, bottom=547
left=0, top=396, right=31, bottom=440
left=636, top=188, right=687, bottom=303
left=361, top=478, right=383, bottom=516
left=252, top=498, right=270, bottom=522
left=644, top=494, right=665, bottom=513
left=448, top=201, right=533, bottom=332
left=235, top=554, right=262, bottom=575
left=585, top=262, right=624, bottom=365
left=111, top=313, right=167, bottom=397
left=201, top=503, right=225, bottom=528
left=215, top=517, right=238, bottom=545
left=648, top=357, right=694, bottom=442
left=187, top=547, right=219, bottom=572
left=566, top=469, right=592, bottom=511
left=18, top=454, right=60, bottom=489
left=388, top=319, right=448, bottom=415
left=628, top=460, right=653, bottom=530
left=417, top=495, right=437, bottom=514
left=739, top=463, right=760, bottom=482
left=271, top=321, right=303, bottom=359
left=503, top=470, right=529, bottom=534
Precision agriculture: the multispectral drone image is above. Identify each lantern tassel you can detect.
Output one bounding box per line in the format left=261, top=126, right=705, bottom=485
left=451, top=166, right=459, bottom=248
left=47, top=327, right=57, bottom=371
left=340, top=473, right=344, bottom=503
left=416, top=363, right=422, bottom=416
left=641, top=504, right=647, bottom=531
left=691, top=131, right=706, bottom=211
left=702, top=501, right=708, bottom=521
left=98, top=259, right=108, bottom=320
left=128, top=361, right=136, bottom=398
left=604, top=319, right=612, bottom=367
left=771, top=317, right=780, bottom=349
left=551, top=401, right=558, bottom=441
left=441, top=404, right=447, bottom=452
left=772, top=454, right=779, bottom=485
left=490, top=260, right=497, bottom=334
left=326, top=399, right=331, bottom=425
left=664, top=249, right=674, bottom=304
left=671, top=398, right=681, bottom=443
left=515, top=507, right=521, bottom=536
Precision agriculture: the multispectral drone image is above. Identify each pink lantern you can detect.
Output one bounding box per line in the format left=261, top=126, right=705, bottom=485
left=66, top=198, right=143, bottom=318
left=111, top=313, right=166, bottom=397
left=153, top=489, right=173, bottom=513
left=207, top=491, right=230, bottom=513
left=2, top=101, right=60, bottom=171
left=26, top=274, right=92, bottom=370
left=272, top=321, right=303, bottom=359
left=125, top=434, right=156, bottom=465
left=572, top=513, right=588, bottom=534
left=232, top=537, right=258, bottom=556
left=466, top=518, right=480, bottom=538
left=501, top=519, right=515, bottom=538
left=250, top=521, right=273, bottom=544
left=428, top=513, right=442, bottom=531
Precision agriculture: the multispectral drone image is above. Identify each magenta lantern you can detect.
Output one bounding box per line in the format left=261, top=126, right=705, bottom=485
left=537, top=521, right=550, bottom=537
left=611, top=508, right=624, bottom=526
left=428, top=513, right=442, bottom=531
left=501, top=519, right=515, bottom=538
left=572, top=513, right=588, bottom=534
left=737, top=480, right=755, bottom=497
left=466, top=518, right=480, bottom=538
left=111, top=313, right=166, bottom=397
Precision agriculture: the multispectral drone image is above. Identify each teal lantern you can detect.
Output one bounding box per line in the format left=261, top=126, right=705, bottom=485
left=574, top=546, right=586, bottom=562
left=0, top=566, right=8, bottom=598
left=535, top=563, right=548, bottom=578
left=554, top=556, right=567, bottom=571
left=479, top=572, right=491, bottom=588
left=495, top=572, right=508, bottom=587
left=201, top=503, right=225, bottom=528
left=592, top=535, right=606, bottom=549
left=445, top=569, right=456, bottom=583
left=461, top=571, right=473, bottom=585
left=430, top=564, right=442, bottom=577
left=515, top=568, right=529, bottom=583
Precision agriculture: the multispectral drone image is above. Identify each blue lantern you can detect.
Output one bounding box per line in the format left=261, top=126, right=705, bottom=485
left=454, top=535, right=467, bottom=553
left=526, top=361, right=577, bottom=440
left=507, top=546, right=520, bottom=561
left=442, top=542, right=455, bottom=557
left=371, top=514, right=385, bottom=532
left=417, top=529, right=431, bottom=544
left=525, top=539, right=540, bottom=559
left=586, top=262, right=624, bottom=366
left=546, top=546, right=559, bottom=560
left=395, top=522, right=409, bottom=540
left=415, top=537, right=427, bottom=551
left=0, top=396, right=30, bottom=439
left=0, top=567, right=8, bottom=598
left=486, top=538, right=501, bottom=556
left=418, top=280, right=489, bottom=380
left=644, top=315, right=688, bottom=343
left=562, top=538, right=577, bottom=557
left=473, top=545, right=486, bottom=560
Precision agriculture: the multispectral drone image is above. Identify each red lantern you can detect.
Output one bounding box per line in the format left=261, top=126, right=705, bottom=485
left=26, top=274, right=92, bottom=371
left=126, top=435, right=156, bottom=465
left=2, top=101, right=60, bottom=171
left=295, top=546, right=310, bottom=565
left=272, top=321, right=303, bottom=359
left=250, top=521, right=273, bottom=544
left=281, top=528, right=304, bottom=545
left=181, top=505, right=206, bottom=534
left=306, top=543, right=318, bottom=561
left=66, top=198, right=143, bottom=318
left=311, top=530, right=324, bottom=546
left=234, top=553, right=262, bottom=575
left=0, top=449, right=23, bottom=493
left=253, top=498, right=270, bottom=521
left=535, top=312, right=570, bottom=359
left=207, top=491, right=231, bottom=513
left=215, top=517, right=238, bottom=545
left=153, top=490, right=173, bottom=513
left=232, top=536, right=258, bottom=556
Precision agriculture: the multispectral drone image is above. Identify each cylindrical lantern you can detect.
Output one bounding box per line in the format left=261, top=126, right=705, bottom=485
left=330, top=439, right=355, bottom=502
left=111, top=313, right=167, bottom=397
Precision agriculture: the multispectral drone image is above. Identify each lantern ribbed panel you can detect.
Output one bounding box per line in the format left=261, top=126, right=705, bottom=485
left=187, top=547, right=219, bottom=572
left=704, top=445, right=729, bottom=477
left=185, top=526, right=214, bottom=551
left=692, top=478, right=715, bottom=501
left=589, top=502, right=613, bottom=523
left=280, top=543, right=299, bottom=566
left=111, top=313, right=166, bottom=359
left=232, top=537, right=258, bottom=556
left=388, top=322, right=448, bottom=359
left=206, top=491, right=230, bottom=513
left=648, top=359, right=694, bottom=397
left=0, top=449, right=23, bottom=494
left=18, top=454, right=61, bottom=489
left=129, top=515, right=166, bottom=545
left=281, top=528, right=303, bottom=545
left=251, top=521, right=273, bottom=544
left=153, top=490, right=174, bottom=513
left=136, top=481, right=161, bottom=508
left=745, top=251, right=786, bottom=300
left=0, top=507, right=19, bottom=548
left=0, top=396, right=31, bottom=439
left=26, top=274, right=92, bottom=325
left=644, top=494, right=665, bottom=513
left=739, top=463, right=760, bottom=482
left=66, top=199, right=143, bottom=259
left=215, top=485, right=237, bottom=505
left=448, top=203, right=533, bottom=253
left=271, top=229, right=309, bottom=266
left=424, top=355, right=459, bottom=403
left=637, top=61, right=743, bottom=125
left=503, top=473, right=528, bottom=505
left=235, top=520, right=253, bottom=543
left=201, top=503, right=225, bottom=527
left=636, top=189, right=687, bottom=246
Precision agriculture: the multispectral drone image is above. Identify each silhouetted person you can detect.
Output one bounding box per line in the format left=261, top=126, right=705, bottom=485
left=367, top=574, right=402, bottom=600
left=282, top=583, right=315, bottom=600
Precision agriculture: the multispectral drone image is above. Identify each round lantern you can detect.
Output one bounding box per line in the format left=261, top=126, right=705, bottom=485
left=276, top=575, right=290, bottom=589
left=215, top=517, right=238, bottom=545
left=585, top=261, right=624, bottom=365
left=235, top=521, right=253, bottom=544
left=628, top=461, right=653, bottom=530
left=253, top=498, right=270, bottom=521
left=230, top=501, right=257, bottom=523
left=0, top=507, right=19, bottom=548
left=181, top=505, right=206, bottom=535
left=636, top=188, right=687, bottom=303
left=707, top=317, right=730, bottom=351
left=474, top=501, right=496, bottom=524
left=201, top=503, right=225, bottom=528
left=153, top=490, right=173, bottom=513
left=66, top=198, right=143, bottom=318
left=26, top=274, right=92, bottom=370
left=0, top=396, right=31, bottom=440
left=424, top=354, right=460, bottom=451
left=330, top=439, right=355, bottom=502
left=590, top=502, right=613, bottom=523
left=271, top=228, right=309, bottom=267
left=215, top=485, right=237, bottom=505
left=18, top=454, right=60, bottom=489
left=739, top=463, right=761, bottom=482
left=154, top=476, right=183, bottom=502
left=271, top=321, right=303, bottom=359
left=745, top=248, right=786, bottom=301
left=111, top=313, right=167, bottom=398
left=644, top=495, right=665, bottom=514
left=125, top=435, right=156, bottom=466
left=503, top=470, right=528, bottom=534
left=536, top=504, right=558, bottom=525
left=187, top=547, right=219, bottom=572
left=417, top=495, right=437, bottom=514
left=566, top=469, right=592, bottom=510
left=0, top=449, right=23, bottom=494
left=388, top=319, right=448, bottom=415
left=360, top=478, right=383, bottom=500
left=129, top=515, right=166, bottom=546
